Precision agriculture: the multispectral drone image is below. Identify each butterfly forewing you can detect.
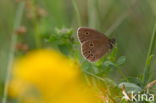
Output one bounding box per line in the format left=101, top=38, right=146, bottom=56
left=77, top=27, right=107, bottom=43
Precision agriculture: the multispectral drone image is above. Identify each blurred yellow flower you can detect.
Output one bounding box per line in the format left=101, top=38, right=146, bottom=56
left=9, top=49, right=100, bottom=103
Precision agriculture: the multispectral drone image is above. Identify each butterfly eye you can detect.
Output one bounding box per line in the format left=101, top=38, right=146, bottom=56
left=88, top=51, right=91, bottom=54
left=85, top=31, right=89, bottom=35
left=90, top=54, right=94, bottom=57
left=89, top=42, right=94, bottom=47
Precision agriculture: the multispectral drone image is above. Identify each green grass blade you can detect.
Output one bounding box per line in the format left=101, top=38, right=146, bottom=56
left=88, top=0, right=99, bottom=28
left=143, top=23, right=156, bottom=85
left=72, top=0, right=82, bottom=26
left=2, top=2, right=25, bottom=103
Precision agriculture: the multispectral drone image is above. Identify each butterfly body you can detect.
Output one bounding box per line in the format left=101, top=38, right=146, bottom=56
left=77, top=27, right=115, bottom=62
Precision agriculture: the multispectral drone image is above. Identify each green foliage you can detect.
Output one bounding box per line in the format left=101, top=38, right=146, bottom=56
left=42, top=28, right=75, bottom=55
left=0, top=0, right=156, bottom=103
left=119, top=82, right=142, bottom=93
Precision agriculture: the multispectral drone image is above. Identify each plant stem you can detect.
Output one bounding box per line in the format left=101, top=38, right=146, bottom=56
left=2, top=2, right=25, bottom=103
left=84, top=71, right=116, bottom=86
left=84, top=71, right=106, bottom=82
left=34, top=22, right=42, bottom=48
left=72, top=0, right=82, bottom=26
left=32, top=0, right=42, bottom=48
left=143, top=23, right=156, bottom=85
left=88, top=0, right=99, bottom=28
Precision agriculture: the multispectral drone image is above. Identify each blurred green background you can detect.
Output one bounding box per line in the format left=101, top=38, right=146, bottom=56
left=0, top=0, right=156, bottom=102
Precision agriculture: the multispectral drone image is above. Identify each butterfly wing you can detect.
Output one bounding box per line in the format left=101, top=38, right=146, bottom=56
left=81, top=39, right=112, bottom=62
left=77, top=27, right=108, bottom=43
left=77, top=27, right=115, bottom=62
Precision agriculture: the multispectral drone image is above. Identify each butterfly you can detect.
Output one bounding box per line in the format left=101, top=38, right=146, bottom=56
left=77, top=27, right=115, bottom=62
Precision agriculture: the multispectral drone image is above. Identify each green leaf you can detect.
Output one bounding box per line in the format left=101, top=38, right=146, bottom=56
left=150, top=85, right=156, bottom=94
left=55, top=28, right=73, bottom=36
left=121, top=77, right=144, bottom=88
left=116, top=56, right=126, bottom=65
left=146, top=55, right=154, bottom=68
left=119, top=82, right=142, bottom=93
left=104, top=61, right=115, bottom=67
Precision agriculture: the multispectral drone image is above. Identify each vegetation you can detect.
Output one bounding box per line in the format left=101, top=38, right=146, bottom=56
left=0, top=0, right=156, bottom=103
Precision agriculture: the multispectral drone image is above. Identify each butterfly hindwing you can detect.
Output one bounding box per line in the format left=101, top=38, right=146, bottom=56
left=81, top=39, right=111, bottom=62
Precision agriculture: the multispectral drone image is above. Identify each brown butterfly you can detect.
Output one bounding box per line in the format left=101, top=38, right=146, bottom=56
left=77, top=27, right=115, bottom=62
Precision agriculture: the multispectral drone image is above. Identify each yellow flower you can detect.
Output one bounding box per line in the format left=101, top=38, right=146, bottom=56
left=9, top=49, right=100, bottom=103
